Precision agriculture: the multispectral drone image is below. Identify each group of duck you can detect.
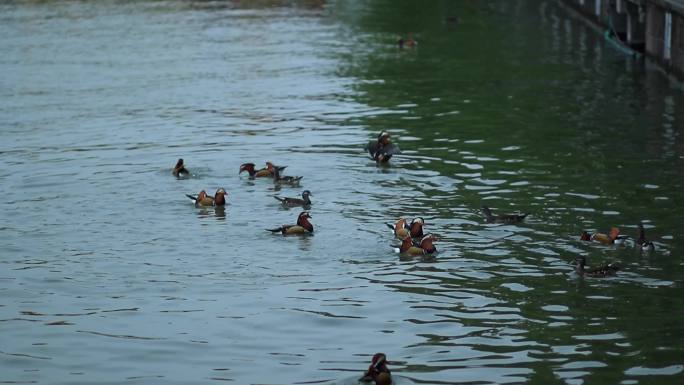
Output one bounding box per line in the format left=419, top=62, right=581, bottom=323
left=174, top=158, right=314, bottom=234
left=175, top=156, right=392, bottom=383
left=575, top=223, right=656, bottom=277
left=170, top=132, right=661, bottom=385
left=175, top=131, right=658, bottom=280
left=366, top=131, right=661, bottom=280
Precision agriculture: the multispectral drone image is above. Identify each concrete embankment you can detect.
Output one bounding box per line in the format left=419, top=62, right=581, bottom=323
left=560, top=0, right=684, bottom=80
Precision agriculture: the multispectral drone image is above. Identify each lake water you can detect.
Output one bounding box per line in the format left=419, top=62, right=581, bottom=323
left=1, top=1, right=683, bottom=384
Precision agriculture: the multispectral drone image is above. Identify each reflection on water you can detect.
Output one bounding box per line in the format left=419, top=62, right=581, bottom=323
left=1, top=0, right=683, bottom=384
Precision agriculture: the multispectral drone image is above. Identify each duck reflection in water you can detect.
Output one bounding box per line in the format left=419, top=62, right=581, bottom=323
left=195, top=205, right=226, bottom=220
left=574, top=256, right=620, bottom=278
left=481, top=206, right=527, bottom=224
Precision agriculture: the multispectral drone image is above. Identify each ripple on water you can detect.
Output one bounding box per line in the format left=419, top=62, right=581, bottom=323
left=1, top=1, right=684, bottom=385
left=625, top=365, right=684, bottom=376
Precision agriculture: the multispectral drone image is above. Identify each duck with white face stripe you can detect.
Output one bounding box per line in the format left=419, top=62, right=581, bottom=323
left=266, top=211, right=313, bottom=235
left=366, top=131, right=401, bottom=164
left=185, top=188, right=227, bottom=207
left=239, top=161, right=281, bottom=178
left=359, top=353, right=392, bottom=385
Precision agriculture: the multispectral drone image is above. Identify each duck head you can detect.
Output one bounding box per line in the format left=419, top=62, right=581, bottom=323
left=580, top=231, right=591, bottom=241
left=297, top=211, right=311, bottom=222
left=410, top=217, right=424, bottom=238
left=239, top=163, right=256, bottom=175
left=302, top=190, right=312, bottom=199
left=214, top=188, right=227, bottom=205
left=370, top=353, right=388, bottom=373
left=173, top=158, right=188, bottom=177
left=297, top=211, right=313, bottom=231
left=377, top=132, right=391, bottom=146
left=266, top=161, right=284, bottom=172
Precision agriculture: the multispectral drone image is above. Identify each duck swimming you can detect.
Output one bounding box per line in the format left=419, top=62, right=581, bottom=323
left=239, top=162, right=276, bottom=178
left=266, top=211, right=313, bottom=235
left=481, top=206, right=528, bottom=224
left=580, top=227, right=625, bottom=245
left=575, top=256, right=620, bottom=277
left=400, top=234, right=437, bottom=256
left=366, top=131, right=400, bottom=163
left=172, top=158, right=189, bottom=178
left=186, top=188, right=227, bottom=207
left=359, top=353, right=391, bottom=385
left=273, top=166, right=303, bottom=186
left=274, top=190, right=312, bottom=208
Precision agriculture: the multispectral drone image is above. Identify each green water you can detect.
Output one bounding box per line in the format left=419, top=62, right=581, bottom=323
left=1, top=1, right=682, bottom=384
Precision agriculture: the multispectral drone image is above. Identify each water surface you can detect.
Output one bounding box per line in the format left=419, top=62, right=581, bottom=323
left=1, top=1, right=683, bottom=384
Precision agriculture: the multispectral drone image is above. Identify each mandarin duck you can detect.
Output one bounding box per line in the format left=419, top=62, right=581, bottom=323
left=359, top=353, right=392, bottom=385
left=172, top=158, right=189, bottom=178
left=266, top=211, right=313, bottom=235
left=239, top=162, right=277, bottom=178
left=400, top=234, right=437, bottom=256
left=186, top=188, right=227, bottom=207
left=637, top=223, right=655, bottom=252
left=398, top=33, right=417, bottom=49
left=580, top=227, right=627, bottom=245
left=274, top=190, right=312, bottom=207
left=386, top=218, right=410, bottom=239
left=273, top=166, right=303, bottom=186
left=481, top=206, right=528, bottom=224
left=575, top=256, right=620, bottom=277
left=366, top=131, right=400, bottom=162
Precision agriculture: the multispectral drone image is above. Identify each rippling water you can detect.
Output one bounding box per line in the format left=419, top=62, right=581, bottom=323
left=1, top=1, right=683, bottom=384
